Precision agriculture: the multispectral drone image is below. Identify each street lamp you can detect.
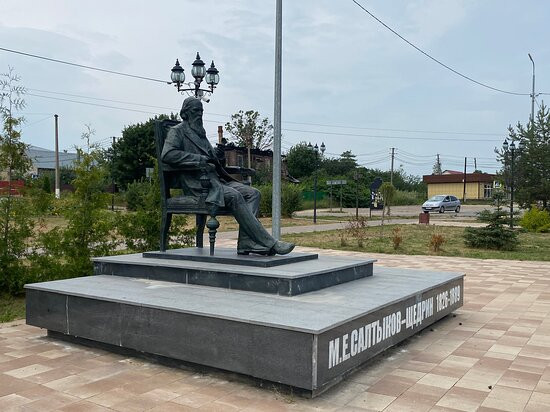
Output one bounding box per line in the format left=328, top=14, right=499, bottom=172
left=528, top=53, right=536, bottom=125
left=309, top=142, right=325, bottom=224
left=503, top=139, right=525, bottom=228
left=170, top=52, right=220, bottom=100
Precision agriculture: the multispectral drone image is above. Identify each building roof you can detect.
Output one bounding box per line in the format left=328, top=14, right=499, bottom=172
left=442, top=170, right=463, bottom=175
left=26, top=145, right=78, bottom=169
left=423, top=172, right=495, bottom=184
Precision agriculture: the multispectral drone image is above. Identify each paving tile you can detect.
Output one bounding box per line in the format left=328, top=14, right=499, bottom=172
left=497, top=369, right=541, bottom=390
left=346, top=391, right=396, bottom=410
left=20, top=392, right=81, bottom=411
left=0, top=393, right=34, bottom=409
left=416, top=373, right=458, bottom=389
left=4, top=363, right=54, bottom=378
left=480, top=385, right=532, bottom=412
left=436, top=386, right=488, bottom=412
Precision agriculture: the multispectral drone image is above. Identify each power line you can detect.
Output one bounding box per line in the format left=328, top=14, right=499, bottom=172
left=351, top=0, right=530, bottom=96
left=28, top=88, right=178, bottom=111
left=24, top=115, right=51, bottom=127
left=27, top=93, right=161, bottom=115
left=282, top=128, right=501, bottom=142
left=0, top=46, right=168, bottom=84
left=26, top=88, right=507, bottom=137
left=283, top=120, right=502, bottom=136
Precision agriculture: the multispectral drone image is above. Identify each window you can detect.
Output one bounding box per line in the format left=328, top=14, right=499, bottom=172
left=237, top=154, right=244, bottom=167
left=451, top=196, right=458, bottom=201
left=483, top=183, right=493, bottom=198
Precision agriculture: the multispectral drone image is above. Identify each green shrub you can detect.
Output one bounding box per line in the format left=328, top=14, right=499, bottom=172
left=282, top=184, right=303, bottom=217
left=520, top=207, right=550, bottom=232
left=116, top=170, right=194, bottom=252
left=464, top=211, right=518, bottom=250
left=125, top=179, right=150, bottom=211
left=538, top=223, right=550, bottom=233
left=256, top=183, right=303, bottom=217
left=0, top=196, right=35, bottom=295
left=393, top=190, right=423, bottom=206
left=258, top=184, right=272, bottom=217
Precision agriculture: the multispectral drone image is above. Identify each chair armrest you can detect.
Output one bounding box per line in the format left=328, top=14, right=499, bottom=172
left=162, top=161, right=204, bottom=172
left=224, top=166, right=256, bottom=176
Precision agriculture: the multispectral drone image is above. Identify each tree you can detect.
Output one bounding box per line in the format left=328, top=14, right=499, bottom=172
left=31, top=145, right=118, bottom=282
left=225, top=110, right=273, bottom=151
left=0, top=67, right=34, bottom=294
left=501, top=104, right=550, bottom=209
left=285, top=142, right=321, bottom=179
left=321, top=151, right=358, bottom=176
left=111, top=114, right=175, bottom=188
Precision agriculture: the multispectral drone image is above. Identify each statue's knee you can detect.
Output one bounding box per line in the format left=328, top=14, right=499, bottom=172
left=251, top=187, right=261, bottom=201
left=225, top=189, right=244, bottom=208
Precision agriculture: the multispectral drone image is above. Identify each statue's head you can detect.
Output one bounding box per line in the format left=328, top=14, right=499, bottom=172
left=180, top=97, right=205, bottom=135
left=180, top=97, right=203, bottom=122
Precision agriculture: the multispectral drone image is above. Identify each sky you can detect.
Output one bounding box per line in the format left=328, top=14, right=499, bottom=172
left=1, top=0, right=549, bottom=177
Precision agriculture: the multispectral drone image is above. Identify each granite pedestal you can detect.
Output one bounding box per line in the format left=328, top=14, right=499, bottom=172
left=26, top=249, right=463, bottom=396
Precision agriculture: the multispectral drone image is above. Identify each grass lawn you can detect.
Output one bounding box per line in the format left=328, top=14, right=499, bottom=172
left=0, top=294, right=26, bottom=323
left=283, top=224, right=550, bottom=261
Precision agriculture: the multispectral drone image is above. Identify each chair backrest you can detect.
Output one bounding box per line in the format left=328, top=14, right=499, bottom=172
left=154, top=119, right=180, bottom=204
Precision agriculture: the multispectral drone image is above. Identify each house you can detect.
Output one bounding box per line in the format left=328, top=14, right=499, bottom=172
left=423, top=172, right=497, bottom=200
left=26, top=145, right=79, bottom=177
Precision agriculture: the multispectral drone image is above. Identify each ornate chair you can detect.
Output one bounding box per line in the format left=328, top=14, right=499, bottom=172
left=154, top=119, right=252, bottom=255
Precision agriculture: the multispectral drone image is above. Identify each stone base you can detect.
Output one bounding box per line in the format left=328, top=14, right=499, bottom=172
left=143, top=247, right=319, bottom=267
left=26, top=265, right=463, bottom=396
left=93, top=250, right=375, bottom=296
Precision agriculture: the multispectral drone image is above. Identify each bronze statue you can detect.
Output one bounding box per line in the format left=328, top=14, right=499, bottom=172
left=161, top=97, right=295, bottom=256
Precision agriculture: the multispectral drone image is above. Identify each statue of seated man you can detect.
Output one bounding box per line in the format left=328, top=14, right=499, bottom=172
left=161, top=97, right=295, bottom=256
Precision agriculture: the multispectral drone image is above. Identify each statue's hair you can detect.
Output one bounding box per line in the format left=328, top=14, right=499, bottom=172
left=180, top=97, right=202, bottom=120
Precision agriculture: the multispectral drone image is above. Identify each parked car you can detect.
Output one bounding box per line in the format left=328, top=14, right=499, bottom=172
left=422, top=195, right=461, bottom=213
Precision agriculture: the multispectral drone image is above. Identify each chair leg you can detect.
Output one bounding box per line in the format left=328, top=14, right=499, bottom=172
left=206, top=215, right=220, bottom=256
left=160, top=212, right=172, bottom=252
left=196, top=215, right=206, bottom=248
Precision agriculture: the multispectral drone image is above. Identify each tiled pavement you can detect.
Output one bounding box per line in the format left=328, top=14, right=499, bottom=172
left=1, top=240, right=550, bottom=411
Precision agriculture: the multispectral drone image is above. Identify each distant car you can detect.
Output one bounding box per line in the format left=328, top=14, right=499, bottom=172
left=422, top=195, right=461, bottom=213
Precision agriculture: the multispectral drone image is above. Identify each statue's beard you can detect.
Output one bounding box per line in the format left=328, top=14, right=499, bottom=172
left=189, top=117, right=206, bottom=138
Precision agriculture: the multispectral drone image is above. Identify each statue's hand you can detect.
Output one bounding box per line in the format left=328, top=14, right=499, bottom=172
left=199, top=155, right=216, bottom=172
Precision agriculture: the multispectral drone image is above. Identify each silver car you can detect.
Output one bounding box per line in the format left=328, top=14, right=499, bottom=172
left=422, top=195, right=461, bottom=213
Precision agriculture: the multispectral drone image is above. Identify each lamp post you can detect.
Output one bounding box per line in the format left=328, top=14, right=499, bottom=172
left=503, top=139, right=525, bottom=228
left=528, top=53, right=536, bottom=125
left=170, top=52, right=219, bottom=100
left=308, top=142, right=325, bottom=224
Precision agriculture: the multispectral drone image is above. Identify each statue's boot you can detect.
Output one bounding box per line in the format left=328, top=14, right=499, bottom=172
left=270, top=240, right=295, bottom=255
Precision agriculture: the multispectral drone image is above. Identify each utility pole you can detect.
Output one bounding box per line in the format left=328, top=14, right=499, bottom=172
left=462, top=157, right=467, bottom=203
left=355, top=170, right=359, bottom=219
left=54, top=114, right=60, bottom=199
left=271, top=0, right=282, bottom=240
left=474, top=157, right=477, bottom=171
left=111, top=136, right=116, bottom=211
left=340, top=183, right=343, bottom=212
left=529, top=53, right=536, bottom=125
left=390, top=147, right=395, bottom=185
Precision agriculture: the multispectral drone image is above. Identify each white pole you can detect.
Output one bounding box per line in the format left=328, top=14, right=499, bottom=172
left=272, top=0, right=282, bottom=240
left=54, top=114, right=60, bottom=199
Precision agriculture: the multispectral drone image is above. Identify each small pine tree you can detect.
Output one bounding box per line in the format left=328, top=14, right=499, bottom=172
left=464, top=210, right=518, bottom=250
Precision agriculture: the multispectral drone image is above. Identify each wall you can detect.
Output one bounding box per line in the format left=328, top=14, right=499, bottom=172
left=427, top=182, right=485, bottom=200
